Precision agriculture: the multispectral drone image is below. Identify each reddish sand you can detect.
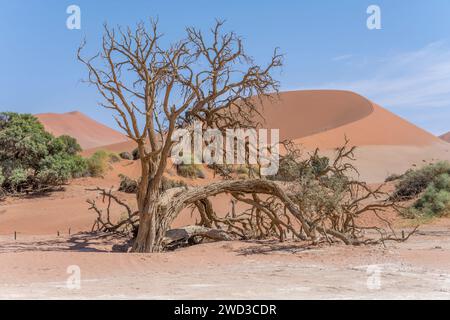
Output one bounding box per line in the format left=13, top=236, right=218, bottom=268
left=256, top=90, right=373, bottom=141
left=82, top=140, right=137, bottom=157
left=440, top=132, right=450, bottom=143
left=1, top=220, right=450, bottom=299
left=36, top=111, right=129, bottom=150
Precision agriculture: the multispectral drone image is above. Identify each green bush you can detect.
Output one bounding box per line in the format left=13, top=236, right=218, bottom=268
left=9, top=167, right=28, bottom=190
left=407, top=173, right=450, bottom=217
left=0, top=112, right=87, bottom=194
left=392, top=161, right=450, bottom=200
left=86, top=150, right=119, bottom=177
left=0, top=168, right=4, bottom=186
left=38, top=153, right=87, bottom=184
left=49, top=135, right=82, bottom=155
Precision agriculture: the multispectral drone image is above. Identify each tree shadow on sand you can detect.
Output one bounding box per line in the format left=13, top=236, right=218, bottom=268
left=0, top=232, right=132, bottom=253
left=234, top=240, right=321, bottom=256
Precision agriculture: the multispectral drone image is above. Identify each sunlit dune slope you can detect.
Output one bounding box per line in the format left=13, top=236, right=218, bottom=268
left=36, top=111, right=129, bottom=150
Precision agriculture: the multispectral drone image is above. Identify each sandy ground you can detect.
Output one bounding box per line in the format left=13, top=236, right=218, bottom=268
left=0, top=218, right=449, bottom=299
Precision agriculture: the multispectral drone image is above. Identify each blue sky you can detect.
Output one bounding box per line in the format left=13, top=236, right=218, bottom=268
left=0, top=0, right=449, bottom=135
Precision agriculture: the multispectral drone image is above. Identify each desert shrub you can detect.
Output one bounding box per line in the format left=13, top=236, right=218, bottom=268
left=235, top=165, right=249, bottom=175
left=0, top=168, right=4, bottom=186
left=8, top=167, right=29, bottom=191
left=385, top=173, right=403, bottom=183
left=177, top=164, right=205, bottom=179
left=161, top=176, right=187, bottom=191
left=406, top=173, right=450, bottom=217
left=118, top=174, right=139, bottom=193
left=49, top=135, right=82, bottom=155
left=269, top=153, right=330, bottom=182
left=118, top=174, right=187, bottom=194
left=86, top=150, right=119, bottom=177
left=119, top=151, right=133, bottom=160
left=391, top=161, right=450, bottom=200
left=0, top=112, right=86, bottom=194
left=37, top=153, right=87, bottom=184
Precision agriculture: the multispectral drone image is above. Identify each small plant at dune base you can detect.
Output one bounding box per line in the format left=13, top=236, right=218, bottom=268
left=385, top=173, right=403, bottom=183
left=86, top=150, right=120, bottom=177
left=119, top=152, right=133, bottom=160
left=176, top=163, right=205, bottom=179
left=404, top=173, right=450, bottom=218
left=0, top=112, right=86, bottom=195
left=391, top=161, right=450, bottom=201
left=119, top=174, right=187, bottom=194
left=118, top=174, right=138, bottom=193
left=161, top=177, right=187, bottom=191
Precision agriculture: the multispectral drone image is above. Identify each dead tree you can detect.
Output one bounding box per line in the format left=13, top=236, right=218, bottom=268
left=87, top=139, right=415, bottom=250
left=79, top=19, right=282, bottom=252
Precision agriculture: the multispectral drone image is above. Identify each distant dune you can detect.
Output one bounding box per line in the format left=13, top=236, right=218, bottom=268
left=440, top=132, right=450, bottom=143
left=35, top=90, right=450, bottom=182
left=36, top=111, right=129, bottom=150
left=258, top=90, right=439, bottom=147
left=258, top=90, right=450, bottom=182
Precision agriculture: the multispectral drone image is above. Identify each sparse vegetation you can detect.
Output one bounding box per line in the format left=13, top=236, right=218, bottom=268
left=118, top=174, right=138, bottom=193
left=0, top=112, right=86, bottom=194
left=86, top=150, right=120, bottom=177
left=268, top=148, right=330, bottom=182
left=119, top=152, right=133, bottom=160
left=119, top=174, right=187, bottom=194
left=391, top=161, right=450, bottom=200
left=385, top=173, right=403, bottom=183
left=176, top=163, right=205, bottom=179
left=161, top=177, right=187, bottom=191
left=405, top=173, right=450, bottom=218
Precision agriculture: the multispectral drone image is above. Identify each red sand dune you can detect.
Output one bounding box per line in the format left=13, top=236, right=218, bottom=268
left=257, top=90, right=373, bottom=142
left=258, top=90, right=440, bottom=148
left=440, top=131, right=450, bottom=143
left=36, top=111, right=130, bottom=150
left=256, top=90, right=450, bottom=182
